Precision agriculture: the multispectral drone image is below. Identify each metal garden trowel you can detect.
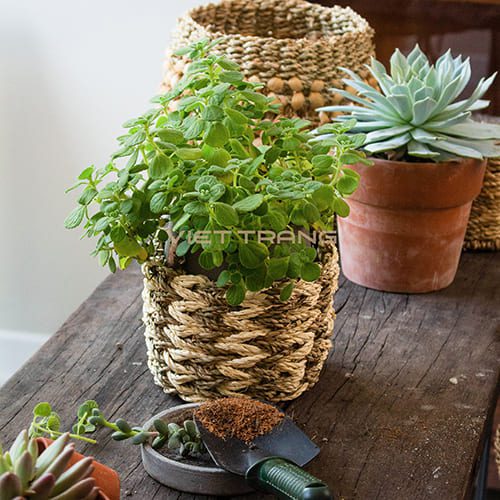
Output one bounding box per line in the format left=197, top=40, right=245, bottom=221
left=194, top=414, right=333, bottom=500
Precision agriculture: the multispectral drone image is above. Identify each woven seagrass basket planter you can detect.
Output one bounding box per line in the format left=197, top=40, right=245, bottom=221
left=162, top=0, right=375, bottom=125
left=142, top=240, right=339, bottom=403
left=464, top=116, right=500, bottom=251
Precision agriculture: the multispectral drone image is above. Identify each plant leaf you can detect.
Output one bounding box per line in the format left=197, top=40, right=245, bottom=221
left=226, top=282, right=246, bottom=306
left=213, top=203, right=239, bottom=226
left=239, top=241, right=268, bottom=269
left=233, top=194, right=264, bottom=212
left=64, top=206, right=85, bottom=229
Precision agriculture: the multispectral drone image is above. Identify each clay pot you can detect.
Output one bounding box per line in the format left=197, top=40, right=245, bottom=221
left=36, top=438, right=120, bottom=500
left=338, top=157, right=486, bottom=293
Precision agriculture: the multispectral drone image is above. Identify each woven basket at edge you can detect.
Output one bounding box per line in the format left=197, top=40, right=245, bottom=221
left=162, top=0, right=375, bottom=125
left=142, top=240, right=339, bottom=402
left=464, top=115, right=500, bottom=251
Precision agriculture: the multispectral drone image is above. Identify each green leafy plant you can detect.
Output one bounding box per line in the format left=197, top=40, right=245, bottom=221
left=29, top=401, right=204, bottom=459
left=317, top=44, right=500, bottom=162
left=0, top=431, right=98, bottom=499
left=65, top=39, right=365, bottom=305
left=29, top=402, right=97, bottom=445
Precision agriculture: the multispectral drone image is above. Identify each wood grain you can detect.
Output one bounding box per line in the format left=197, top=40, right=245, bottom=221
left=0, top=253, right=498, bottom=499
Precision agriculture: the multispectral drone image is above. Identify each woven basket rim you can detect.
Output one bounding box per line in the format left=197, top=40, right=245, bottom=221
left=144, top=238, right=337, bottom=297
left=186, top=0, right=373, bottom=45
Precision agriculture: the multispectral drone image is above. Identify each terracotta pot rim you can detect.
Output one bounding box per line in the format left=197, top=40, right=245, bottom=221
left=349, top=156, right=487, bottom=210
left=366, top=156, right=484, bottom=168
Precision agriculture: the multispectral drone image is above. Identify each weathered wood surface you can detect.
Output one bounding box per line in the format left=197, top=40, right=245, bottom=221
left=0, top=253, right=498, bottom=499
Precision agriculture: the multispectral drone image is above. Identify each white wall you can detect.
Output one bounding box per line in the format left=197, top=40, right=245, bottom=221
left=0, top=0, right=211, bottom=380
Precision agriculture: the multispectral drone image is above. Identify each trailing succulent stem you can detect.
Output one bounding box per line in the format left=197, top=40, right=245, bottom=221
left=28, top=401, right=204, bottom=459
left=0, top=431, right=98, bottom=500
left=318, top=44, right=500, bottom=162
left=65, top=38, right=365, bottom=306
left=87, top=409, right=205, bottom=457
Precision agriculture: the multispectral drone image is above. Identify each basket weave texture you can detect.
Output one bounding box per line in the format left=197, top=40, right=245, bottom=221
left=142, top=240, right=339, bottom=402
left=464, top=116, right=500, bottom=251
left=464, top=157, right=500, bottom=250
left=162, top=0, right=375, bottom=125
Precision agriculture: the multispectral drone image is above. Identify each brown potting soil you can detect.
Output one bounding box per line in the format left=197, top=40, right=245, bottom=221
left=195, top=397, right=284, bottom=443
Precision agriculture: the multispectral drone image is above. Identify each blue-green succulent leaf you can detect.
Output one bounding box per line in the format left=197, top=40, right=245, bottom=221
left=325, top=44, right=499, bottom=161
left=407, top=140, right=440, bottom=158
left=363, top=133, right=412, bottom=153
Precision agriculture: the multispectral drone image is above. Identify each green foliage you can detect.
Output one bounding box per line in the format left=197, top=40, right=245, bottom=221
left=0, top=430, right=97, bottom=499
left=30, top=401, right=97, bottom=445
left=66, top=39, right=364, bottom=305
left=82, top=405, right=205, bottom=458
left=318, top=44, right=500, bottom=162
left=27, top=401, right=205, bottom=459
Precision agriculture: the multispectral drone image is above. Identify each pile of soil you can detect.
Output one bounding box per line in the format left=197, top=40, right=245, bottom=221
left=195, top=397, right=284, bottom=443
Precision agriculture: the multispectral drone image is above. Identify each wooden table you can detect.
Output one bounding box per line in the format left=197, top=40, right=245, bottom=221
left=0, top=253, right=498, bottom=499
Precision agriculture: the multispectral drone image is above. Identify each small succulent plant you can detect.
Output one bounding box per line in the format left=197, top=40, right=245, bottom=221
left=29, top=401, right=205, bottom=459
left=318, top=44, right=500, bottom=162
left=0, top=431, right=98, bottom=500
left=86, top=407, right=205, bottom=457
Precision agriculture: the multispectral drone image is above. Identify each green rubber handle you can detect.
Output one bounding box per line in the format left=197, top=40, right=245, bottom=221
left=246, top=457, right=332, bottom=500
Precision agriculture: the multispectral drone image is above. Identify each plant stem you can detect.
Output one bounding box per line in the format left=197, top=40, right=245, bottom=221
left=33, top=424, right=97, bottom=444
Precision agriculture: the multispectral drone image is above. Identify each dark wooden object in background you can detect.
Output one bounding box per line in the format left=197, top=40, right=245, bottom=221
left=310, top=0, right=500, bottom=115
left=0, top=253, right=498, bottom=499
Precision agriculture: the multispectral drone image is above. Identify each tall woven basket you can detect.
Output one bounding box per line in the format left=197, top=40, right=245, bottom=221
left=464, top=115, right=500, bottom=251
left=142, top=240, right=339, bottom=403
left=162, top=0, right=375, bottom=125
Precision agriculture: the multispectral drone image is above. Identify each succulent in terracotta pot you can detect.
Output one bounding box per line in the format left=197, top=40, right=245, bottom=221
left=0, top=402, right=121, bottom=500
left=0, top=431, right=100, bottom=500
left=317, top=45, right=500, bottom=293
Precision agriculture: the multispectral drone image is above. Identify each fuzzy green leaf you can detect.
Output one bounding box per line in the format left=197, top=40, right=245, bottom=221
left=176, top=147, right=203, bottom=160
left=202, top=105, right=224, bottom=122
left=64, top=206, right=85, bottom=229
left=239, top=241, right=268, bottom=269
left=333, top=198, right=350, bottom=217
left=337, top=175, right=359, bottom=195
left=268, top=257, right=290, bottom=280
left=34, top=403, right=52, bottom=418
left=114, top=237, right=143, bottom=257
left=233, top=194, right=264, bottom=212
left=226, top=282, right=246, bottom=306
left=311, top=185, right=335, bottom=211
left=280, top=282, right=294, bottom=301
left=213, top=203, right=239, bottom=226
left=150, top=192, right=168, bottom=214
left=266, top=210, right=288, bottom=232
left=216, top=270, right=231, bottom=287
left=301, top=262, right=321, bottom=282
left=157, top=128, right=184, bottom=144
left=205, top=122, right=229, bottom=147
left=149, top=154, right=172, bottom=180
left=219, top=71, right=244, bottom=84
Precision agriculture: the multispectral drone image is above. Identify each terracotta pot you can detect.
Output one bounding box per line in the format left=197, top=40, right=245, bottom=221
left=36, top=438, right=120, bottom=500
left=338, top=157, right=486, bottom=293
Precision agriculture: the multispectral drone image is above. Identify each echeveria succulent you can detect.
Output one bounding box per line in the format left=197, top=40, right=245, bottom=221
left=318, top=44, right=500, bottom=162
left=0, top=431, right=98, bottom=500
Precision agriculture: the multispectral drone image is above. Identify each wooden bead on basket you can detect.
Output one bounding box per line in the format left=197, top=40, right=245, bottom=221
left=161, top=0, right=375, bottom=125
